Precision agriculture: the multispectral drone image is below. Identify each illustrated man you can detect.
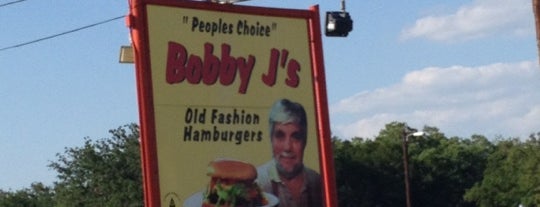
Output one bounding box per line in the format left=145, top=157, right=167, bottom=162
left=256, top=99, right=322, bottom=207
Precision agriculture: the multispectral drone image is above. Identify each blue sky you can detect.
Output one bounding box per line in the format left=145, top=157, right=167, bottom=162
left=1, top=0, right=538, bottom=190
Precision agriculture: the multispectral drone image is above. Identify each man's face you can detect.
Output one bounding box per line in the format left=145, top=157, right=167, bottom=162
left=271, top=122, right=306, bottom=179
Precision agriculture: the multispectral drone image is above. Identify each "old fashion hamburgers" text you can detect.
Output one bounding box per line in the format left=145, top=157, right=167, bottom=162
left=182, top=107, right=263, bottom=145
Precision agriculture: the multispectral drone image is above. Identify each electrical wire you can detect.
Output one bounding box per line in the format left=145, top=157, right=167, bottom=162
left=0, top=15, right=125, bottom=52
left=0, top=0, right=27, bottom=8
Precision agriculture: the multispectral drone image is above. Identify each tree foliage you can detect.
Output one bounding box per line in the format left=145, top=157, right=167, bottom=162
left=0, top=182, right=55, bottom=207
left=48, top=123, right=143, bottom=207
left=2, top=123, right=539, bottom=207
left=333, top=122, right=495, bottom=207
left=464, top=136, right=540, bottom=206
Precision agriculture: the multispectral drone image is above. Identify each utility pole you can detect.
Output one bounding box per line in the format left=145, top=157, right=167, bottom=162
left=402, top=128, right=412, bottom=207
left=402, top=125, right=425, bottom=207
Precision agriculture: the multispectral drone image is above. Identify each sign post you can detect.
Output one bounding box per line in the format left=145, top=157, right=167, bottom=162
left=127, top=0, right=337, bottom=206
left=534, top=0, right=540, bottom=64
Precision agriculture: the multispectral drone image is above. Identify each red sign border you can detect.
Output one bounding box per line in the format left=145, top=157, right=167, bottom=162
left=127, top=0, right=337, bottom=206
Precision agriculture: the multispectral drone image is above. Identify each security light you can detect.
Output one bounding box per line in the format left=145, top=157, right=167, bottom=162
left=325, top=12, right=353, bottom=37
left=325, top=0, right=353, bottom=37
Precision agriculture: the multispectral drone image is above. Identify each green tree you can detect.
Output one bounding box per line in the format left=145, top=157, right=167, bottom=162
left=0, top=182, right=55, bottom=207
left=48, top=124, right=143, bottom=207
left=333, top=122, right=494, bottom=207
left=464, top=135, right=540, bottom=207
left=334, top=122, right=417, bottom=206
left=410, top=132, right=493, bottom=207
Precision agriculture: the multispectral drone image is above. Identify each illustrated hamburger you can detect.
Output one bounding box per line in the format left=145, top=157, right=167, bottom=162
left=202, top=159, right=268, bottom=207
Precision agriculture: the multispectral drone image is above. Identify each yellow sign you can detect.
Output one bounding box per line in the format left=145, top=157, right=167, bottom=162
left=129, top=1, right=335, bottom=206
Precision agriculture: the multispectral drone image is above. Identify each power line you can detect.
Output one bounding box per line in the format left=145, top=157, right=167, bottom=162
left=0, top=0, right=27, bottom=8
left=0, top=15, right=125, bottom=52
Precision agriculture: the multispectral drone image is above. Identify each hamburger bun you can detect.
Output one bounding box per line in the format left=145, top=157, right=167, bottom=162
left=207, top=159, right=257, bottom=181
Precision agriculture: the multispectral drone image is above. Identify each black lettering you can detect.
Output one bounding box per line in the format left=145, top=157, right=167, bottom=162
left=185, top=108, right=193, bottom=123
left=184, top=125, right=192, bottom=141
left=193, top=129, right=199, bottom=141
left=257, top=131, right=263, bottom=141
left=200, top=129, right=211, bottom=141
left=182, top=123, right=264, bottom=144
left=235, top=132, right=243, bottom=145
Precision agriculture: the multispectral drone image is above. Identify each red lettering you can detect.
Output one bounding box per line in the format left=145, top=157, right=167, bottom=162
left=186, top=55, right=202, bottom=84
left=262, top=48, right=300, bottom=88
left=262, top=48, right=279, bottom=86
left=202, top=43, right=219, bottom=85
left=237, top=56, right=255, bottom=94
left=285, top=59, right=300, bottom=87
left=165, top=41, right=255, bottom=94
left=219, top=44, right=236, bottom=85
left=166, top=42, right=187, bottom=84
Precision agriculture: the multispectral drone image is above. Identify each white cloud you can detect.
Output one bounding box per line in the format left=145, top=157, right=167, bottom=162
left=330, top=60, right=540, bottom=140
left=400, top=0, right=533, bottom=42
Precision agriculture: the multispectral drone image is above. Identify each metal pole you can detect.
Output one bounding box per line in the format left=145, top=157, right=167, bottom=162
left=402, top=131, right=412, bottom=207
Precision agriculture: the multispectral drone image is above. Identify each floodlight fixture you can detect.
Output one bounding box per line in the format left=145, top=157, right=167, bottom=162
left=325, top=0, right=353, bottom=37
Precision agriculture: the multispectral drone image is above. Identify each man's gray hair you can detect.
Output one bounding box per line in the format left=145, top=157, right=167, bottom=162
left=268, top=99, right=307, bottom=142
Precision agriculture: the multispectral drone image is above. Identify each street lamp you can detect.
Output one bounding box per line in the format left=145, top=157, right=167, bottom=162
left=402, top=125, right=425, bottom=207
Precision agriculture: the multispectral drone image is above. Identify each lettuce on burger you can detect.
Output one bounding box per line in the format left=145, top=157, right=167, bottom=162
left=202, top=160, right=268, bottom=207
